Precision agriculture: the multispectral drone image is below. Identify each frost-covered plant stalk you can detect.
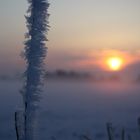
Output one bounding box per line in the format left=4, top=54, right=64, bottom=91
left=21, top=0, right=49, bottom=140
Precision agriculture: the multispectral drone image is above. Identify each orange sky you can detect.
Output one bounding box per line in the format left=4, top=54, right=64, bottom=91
left=0, top=0, right=140, bottom=74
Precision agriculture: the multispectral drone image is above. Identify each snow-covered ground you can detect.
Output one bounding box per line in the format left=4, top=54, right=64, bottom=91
left=0, top=80, right=140, bottom=140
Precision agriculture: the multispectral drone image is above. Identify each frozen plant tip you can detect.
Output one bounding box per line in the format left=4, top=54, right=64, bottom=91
left=15, top=0, right=50, bottom=140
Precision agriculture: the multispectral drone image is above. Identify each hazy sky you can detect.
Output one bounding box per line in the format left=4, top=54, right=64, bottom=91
left=0, top=0, right=140, bottom=74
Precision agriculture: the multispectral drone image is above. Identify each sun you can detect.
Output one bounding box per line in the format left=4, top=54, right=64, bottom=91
left=106, top=57, right=123, bottom=71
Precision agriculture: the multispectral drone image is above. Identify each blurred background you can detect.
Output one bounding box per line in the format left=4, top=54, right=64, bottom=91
left=0, top=0, right=140, bottom=140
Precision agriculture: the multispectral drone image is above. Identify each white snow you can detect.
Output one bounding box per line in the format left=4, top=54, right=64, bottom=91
left=0, top=80, right=140, bottom=140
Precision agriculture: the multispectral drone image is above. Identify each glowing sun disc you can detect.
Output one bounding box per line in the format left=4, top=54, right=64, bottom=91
left=107, top=57, right=123, bottom=71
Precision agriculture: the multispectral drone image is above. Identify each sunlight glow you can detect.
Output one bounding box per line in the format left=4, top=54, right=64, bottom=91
left=107, top=57, right=123, bottom=71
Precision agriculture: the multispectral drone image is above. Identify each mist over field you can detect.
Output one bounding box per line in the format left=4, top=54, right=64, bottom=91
left=1, top=0, right=140, bottom=140
left=0, top=79, right=140, bottom=140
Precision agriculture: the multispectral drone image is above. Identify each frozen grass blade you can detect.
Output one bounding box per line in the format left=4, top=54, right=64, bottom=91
left=15, top=0, right=50, bottom=140
left=121, top=128, right=125, bottom=140
left=106, top=123, right=114, bottom=140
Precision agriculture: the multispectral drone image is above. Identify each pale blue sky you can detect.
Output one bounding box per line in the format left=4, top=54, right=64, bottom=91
left=0, top=0, right=140, bottom=74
